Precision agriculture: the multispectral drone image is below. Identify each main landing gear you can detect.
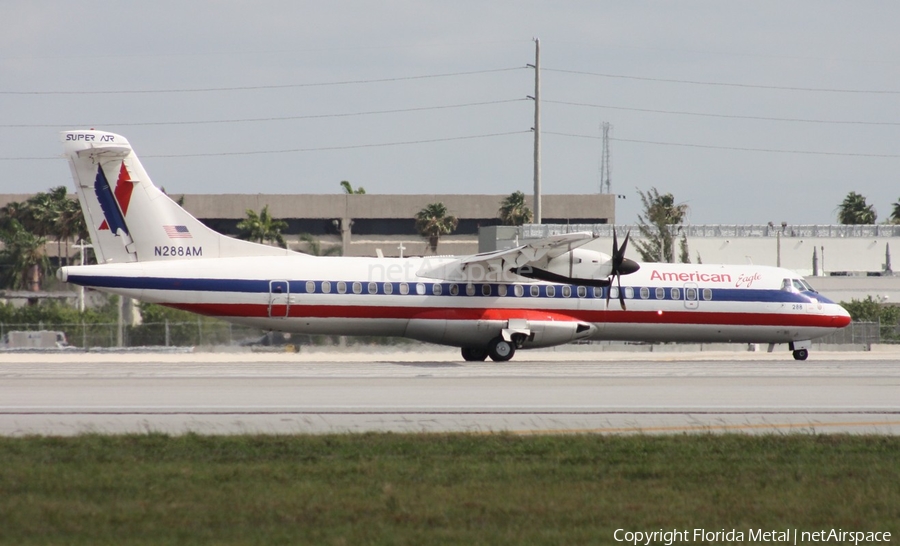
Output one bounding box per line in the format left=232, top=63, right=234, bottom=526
left=461, top=336, right=518, bottom=362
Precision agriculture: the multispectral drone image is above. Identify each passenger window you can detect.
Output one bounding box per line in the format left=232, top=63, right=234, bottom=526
left=466, top=284, right=475, bottom=296
left=577, top=286, right=587, bottom=298
left=450, top=284, right=459, bottom=296
left=367, top=282, right=377, bottom=294
left=352, top=282, right=362, bottom=294
left=702, top=288, right=712, bottom=301
left=640, top=287, right=650, bottom=299
left=321, top=281, right=332, bottom=294
left=670, top=288, right=680, bottom=300
left=416, top=283, right=425, bottom=295
left=655, top=287, right=665, bottom=300
left=593, top=287, right=603, bottom=298
left=562, top=286, right=571, bottom=298
left=399, top=283, right=409, bottom=295
left=686, top=287, right=697, bottom=301
left=383, top=282, right=393, bottom=295
left=306, top=281, right=316, bottom=294
left=433, top=284, right=443, bottom=296
left=337, top=281, right=347, bottom=294
left=531, top=285, right=540, bottom=297
left=624, top=287, right=634, bottom=299
left=481, top=284, right=491, bottom=296
left=546, top=285, right=556, bottom=297
left=609, top=287, right=618, bottom=300
left=514, top=285, right=524, bottom=297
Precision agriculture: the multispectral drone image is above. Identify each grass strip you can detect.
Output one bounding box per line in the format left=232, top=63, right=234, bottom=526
left=0, top=433, right=898, bottom=545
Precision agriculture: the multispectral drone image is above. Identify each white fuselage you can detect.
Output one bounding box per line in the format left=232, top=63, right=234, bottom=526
left=61, top=255, right=852, bottom=349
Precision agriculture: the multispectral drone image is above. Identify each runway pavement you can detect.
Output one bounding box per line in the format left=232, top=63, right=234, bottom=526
left=1, top=349, right=899, bottom=435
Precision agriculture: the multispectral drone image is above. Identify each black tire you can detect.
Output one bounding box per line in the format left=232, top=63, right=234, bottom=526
left=461, top=347, right=488, bottom=361
left=792, top=349, right=809, bottom=361
left=487, top=337, right=516, bottom=362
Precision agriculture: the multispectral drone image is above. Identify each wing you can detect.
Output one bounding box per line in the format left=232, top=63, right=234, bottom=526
left=417, top=231, right=606, bottom=283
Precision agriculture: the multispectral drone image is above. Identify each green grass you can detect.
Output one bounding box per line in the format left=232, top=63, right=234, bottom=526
left=0, top=434, right=898, bottom=545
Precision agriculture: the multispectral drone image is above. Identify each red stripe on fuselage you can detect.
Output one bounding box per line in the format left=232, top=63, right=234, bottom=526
left=165, top=302, right=851, bottom=329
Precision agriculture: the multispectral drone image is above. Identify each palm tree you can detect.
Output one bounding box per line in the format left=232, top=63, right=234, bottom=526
left=498, top=191, right=533, bottom=226
left=890, top=198, right=900, bottom=225
left=837, top=192, right=877, bottom=224
left=340, top=180, right=366, bottom=194
left=0, top=219, right=50, bottom=293
left=298, top=233, right=342, bottom=256
left=236, top=205, right=288, bottom=248
left=634, top=187, right=690, bottom=263
left=415, top=202, right=458, bottom=254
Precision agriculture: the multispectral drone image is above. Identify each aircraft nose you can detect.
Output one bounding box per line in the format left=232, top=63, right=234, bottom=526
left=833, top=304, right=852, bottom=327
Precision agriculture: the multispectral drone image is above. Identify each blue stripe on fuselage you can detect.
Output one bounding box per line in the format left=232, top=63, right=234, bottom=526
left=66, top=274, right=828, bottom=305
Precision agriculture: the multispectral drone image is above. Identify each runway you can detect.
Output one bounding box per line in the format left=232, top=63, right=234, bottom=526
left=2, top=350, right=899, bottom=435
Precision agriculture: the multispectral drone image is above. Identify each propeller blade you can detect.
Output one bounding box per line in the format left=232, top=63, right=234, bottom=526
left=617, top=270, right=626, bottom=310
left=619, top=231, right=631, bottom=262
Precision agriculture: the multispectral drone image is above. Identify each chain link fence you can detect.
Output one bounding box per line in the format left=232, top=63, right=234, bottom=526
left=0, top=320, right=893, bottom=350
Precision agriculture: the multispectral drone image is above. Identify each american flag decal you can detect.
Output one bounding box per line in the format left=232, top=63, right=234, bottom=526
left=163, top=225, right=192, bottom=238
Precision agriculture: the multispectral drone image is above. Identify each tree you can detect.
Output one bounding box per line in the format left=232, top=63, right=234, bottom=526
left=298, top=233, right=342, bottom=256
left=0, top=219, right=50, bottom=292
left=415, top=202, right=458, bottom=254
left=236, top=205, right=288, bottom=248
left=340, top=180, right=366, bottom=195
left=634, top=187, right=689, bottom=263
left=890, top=198, right=900, bottom=225
left=837, top=192, right=876, bottom=224
left=498, top=191, right=533, bottom=226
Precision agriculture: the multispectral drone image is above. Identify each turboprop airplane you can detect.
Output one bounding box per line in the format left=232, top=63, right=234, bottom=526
left=57, top=130, right=851, bottom=361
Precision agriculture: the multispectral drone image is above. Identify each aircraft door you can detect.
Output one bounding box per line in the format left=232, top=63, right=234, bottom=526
left=269, top=280, right=290, bottom=318
left=683, top=282, right=699, bottom=310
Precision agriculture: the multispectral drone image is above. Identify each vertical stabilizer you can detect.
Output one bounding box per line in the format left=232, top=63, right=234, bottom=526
left=61, top=130, right=298, bottom=263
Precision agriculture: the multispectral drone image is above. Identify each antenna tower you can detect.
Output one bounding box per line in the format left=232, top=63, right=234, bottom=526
left=599, top=122, right=612, bottom=194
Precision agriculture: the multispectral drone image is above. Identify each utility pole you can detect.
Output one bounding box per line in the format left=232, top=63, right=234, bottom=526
left=528, top=38, right=542, bottom=224
left=600, top=122, right=612, bottom=194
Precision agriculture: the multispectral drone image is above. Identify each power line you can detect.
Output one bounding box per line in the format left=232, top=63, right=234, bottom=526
left=0, top=131, right=530, bottom=161
left=150, top=131, right=531, bottom=157
left=1, top=99, right=528, bottom=128
left=544, top=131, right=900, bottom=158
left=544, top=68, right=900, bottom=94
left=544, top=100, right=900, bottom=126
left=0, top=67, right=525, bottom=96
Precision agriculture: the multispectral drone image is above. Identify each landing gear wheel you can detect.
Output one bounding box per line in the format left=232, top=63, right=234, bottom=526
left=792, top=349, right=809, bottom=361
left=487, top=337, right=516, bottom=362
left=461, top=347, right=488, bottom=361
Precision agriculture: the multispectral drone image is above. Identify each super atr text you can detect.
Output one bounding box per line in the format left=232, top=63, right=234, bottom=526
left=614, top=528, right=891, bottom=545
left=154, top=246, right=203, bottom=257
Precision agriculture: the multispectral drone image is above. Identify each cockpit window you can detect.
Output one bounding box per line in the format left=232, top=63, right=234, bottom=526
left=784, top=278, right=817, bottom=293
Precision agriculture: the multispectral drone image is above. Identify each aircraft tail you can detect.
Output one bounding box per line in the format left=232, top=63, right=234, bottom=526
left=61, top=130, right=296, bottom=263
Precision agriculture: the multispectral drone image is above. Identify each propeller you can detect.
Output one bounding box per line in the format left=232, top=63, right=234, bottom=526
left=606, top=229, right=640, bottom=310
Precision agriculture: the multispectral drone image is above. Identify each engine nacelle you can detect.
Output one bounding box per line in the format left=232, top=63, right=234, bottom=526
left=540, top=248, right=613, bottom=284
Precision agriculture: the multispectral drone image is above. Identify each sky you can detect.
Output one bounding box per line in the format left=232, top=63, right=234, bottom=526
left=2, top=1, right=899, bottom=226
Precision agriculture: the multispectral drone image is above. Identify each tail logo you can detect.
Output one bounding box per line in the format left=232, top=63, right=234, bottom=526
left=95, top=162, right=135, bottom=236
